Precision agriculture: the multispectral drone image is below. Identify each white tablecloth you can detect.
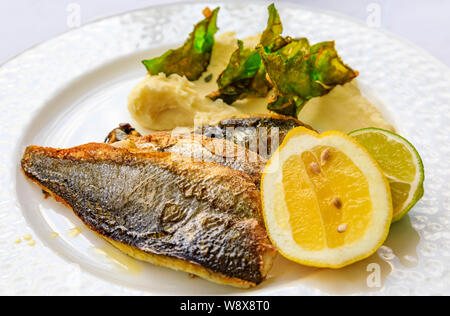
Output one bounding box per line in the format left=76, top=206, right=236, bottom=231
left=1, top=0, right=449, bottom=66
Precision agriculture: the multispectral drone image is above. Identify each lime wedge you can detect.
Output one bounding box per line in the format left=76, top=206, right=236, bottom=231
left=349, top=128, right=424, bottom=222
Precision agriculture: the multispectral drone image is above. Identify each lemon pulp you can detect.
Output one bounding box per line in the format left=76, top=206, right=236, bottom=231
left=279, top=146, right=372, bottom=251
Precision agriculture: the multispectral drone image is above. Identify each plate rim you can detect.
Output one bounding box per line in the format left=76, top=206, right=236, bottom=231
left=1, top=0, right=450, bottom=75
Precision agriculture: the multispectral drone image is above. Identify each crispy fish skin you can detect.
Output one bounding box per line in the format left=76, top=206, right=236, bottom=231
left=114, top=132, right=267, bottom=187
left=21, top=143, right=276, bottom=288
left=104, top=123, right=141, bottom=144
left=195, top=114, right=314, bottom=159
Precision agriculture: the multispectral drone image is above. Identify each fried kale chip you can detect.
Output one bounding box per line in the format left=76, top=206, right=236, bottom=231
left=259, top=3, right=290, bottom=51
left=260, top=40, right=359, bottom=117
left=209, top=4, right=290, bottom=104
left=142, top=7, right=219, bottom=81
left=141, top=3, right=358, bottom=119
left=208, top=41, right=268, bottom=104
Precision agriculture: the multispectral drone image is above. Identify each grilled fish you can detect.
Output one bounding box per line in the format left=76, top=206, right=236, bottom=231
left=21, top=143, right=276, bottom=288
left=111, top=132, right=266, bottom=187
left=195, top=114, right=314, bottom=159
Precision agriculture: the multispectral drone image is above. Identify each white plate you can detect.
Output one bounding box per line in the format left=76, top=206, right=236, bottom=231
left=1, top=1, right=450, bottom=296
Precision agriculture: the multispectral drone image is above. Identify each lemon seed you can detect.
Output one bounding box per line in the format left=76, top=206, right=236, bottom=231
left=338, top=224, right=348, bottom=233
left=332, top=197, right=342, bottom=209
left=309, top=162, right=321, bottom=174
left=320, top=149, right=331, bottom=166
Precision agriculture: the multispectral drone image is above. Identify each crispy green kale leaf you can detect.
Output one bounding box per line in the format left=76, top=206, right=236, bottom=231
left=142, top=8, right=219, bottom=81
left=259, top=3, right=291, bottom=51
left=260, top=40, right=358, bottom=117
left=208, top=41, right=267, bottom=104
left=209, top=4, right=290, bottom=104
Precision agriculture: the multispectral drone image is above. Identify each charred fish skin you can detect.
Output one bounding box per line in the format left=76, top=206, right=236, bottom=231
left=21, top=144, right=275, bottom=287
left=128, top=133, right=267, bottom=188
left=105, top=123, right=141, bottom=144
left=195, top=114, right=314, bottom=159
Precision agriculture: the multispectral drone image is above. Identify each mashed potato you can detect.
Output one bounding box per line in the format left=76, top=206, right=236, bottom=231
left=299, top=81, right=394, bottom=133
left=128, top=32, right=394, bottom=133
left=128, top=32, right=268, bottom=131
left=127, top=73, right=240, bottom=131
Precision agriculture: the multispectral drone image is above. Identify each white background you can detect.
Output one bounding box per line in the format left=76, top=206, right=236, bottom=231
left=1, top=0, right=449, bottom=66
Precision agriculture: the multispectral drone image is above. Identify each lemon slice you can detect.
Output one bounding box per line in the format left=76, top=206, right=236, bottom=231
left=349, top=128, right=424, bottom=222
left=261, top=127, right=392, bottom=268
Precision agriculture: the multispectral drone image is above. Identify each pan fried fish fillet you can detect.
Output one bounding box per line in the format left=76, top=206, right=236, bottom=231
left=112, top=132, right=266, bottom=187
left=195, top=114, right=314, bottom=159
left=21, top=143, right=276, bottom=288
